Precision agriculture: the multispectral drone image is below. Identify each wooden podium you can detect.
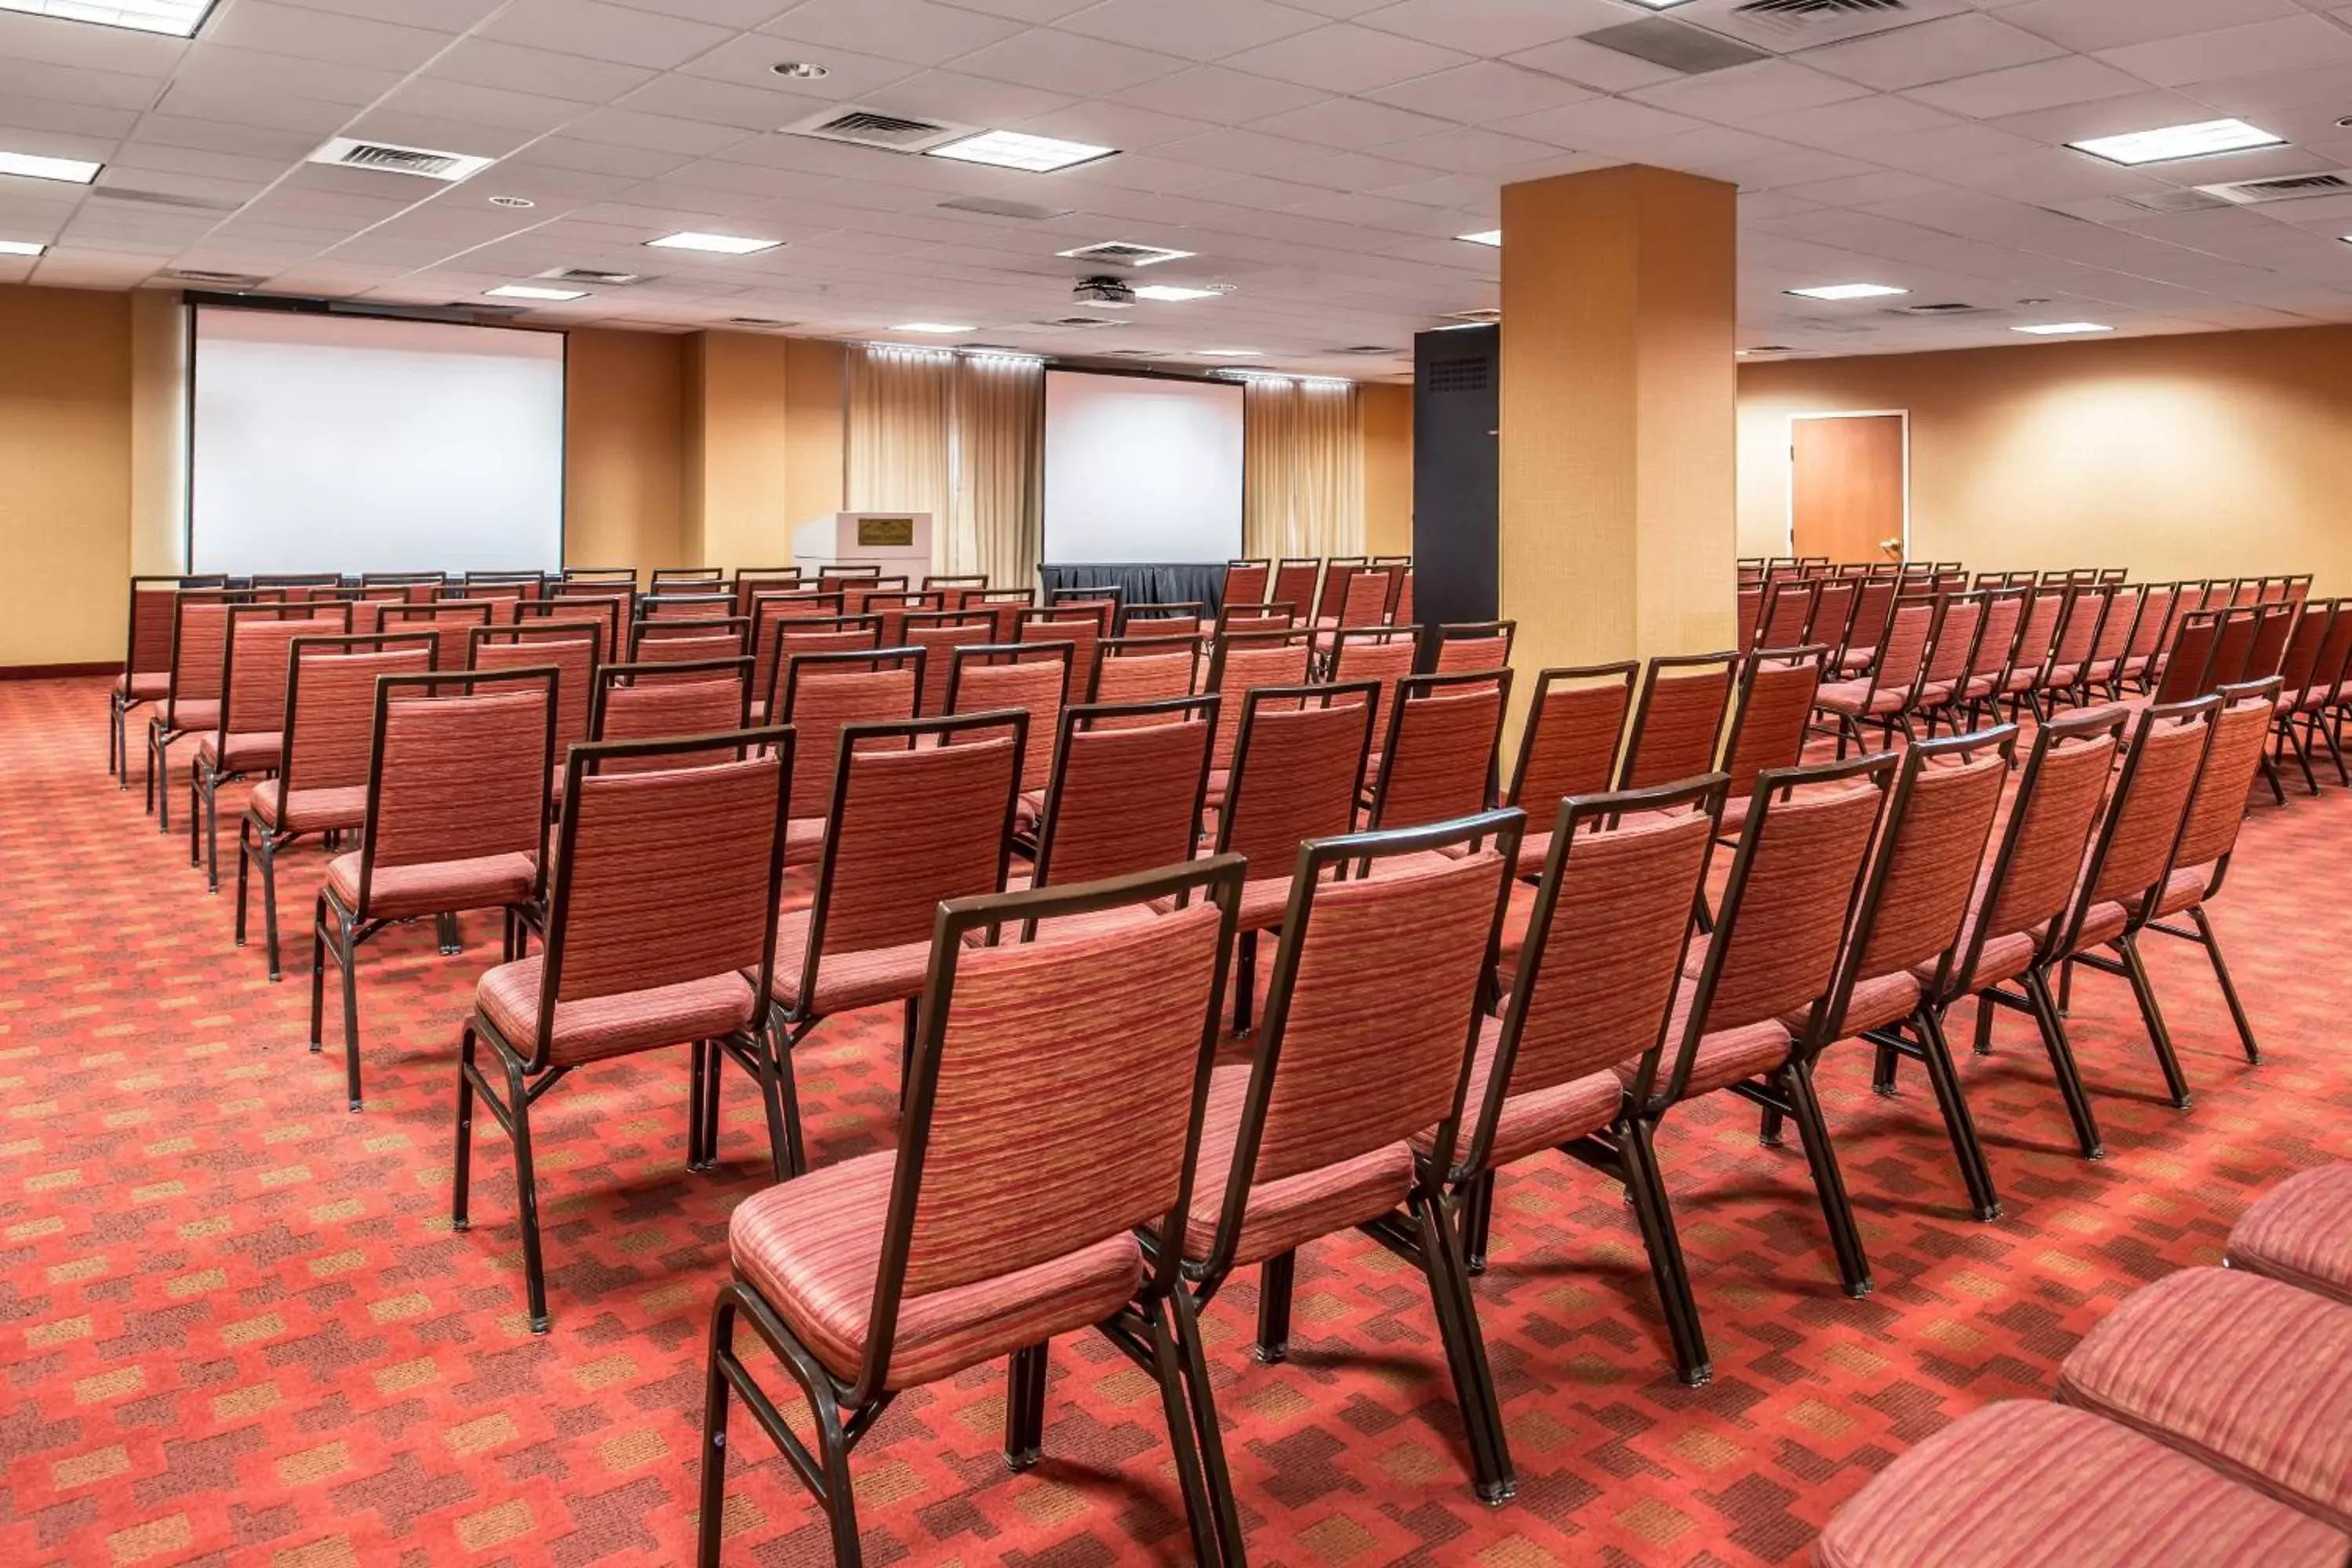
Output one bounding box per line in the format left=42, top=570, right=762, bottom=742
left=791, top=511, right=932, bottom=575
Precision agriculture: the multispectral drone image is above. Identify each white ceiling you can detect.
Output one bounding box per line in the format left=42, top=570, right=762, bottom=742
left=5, top=0, right=2352, bottom=379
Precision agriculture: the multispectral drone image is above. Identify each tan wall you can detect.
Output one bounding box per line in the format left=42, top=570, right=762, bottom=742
left=0, top=285, right=133, bottom=667
left=564, top=328, right=688, bottom=579
left=783, top=338, right=846, bottom=535
left=128, top=289, right=186, bottom=578
left=1359, top=383, right=1413, bottom=557
left=1738, top=325, right=2352, bottom=592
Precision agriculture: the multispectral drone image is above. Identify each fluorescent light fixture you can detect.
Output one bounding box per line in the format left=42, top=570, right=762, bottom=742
left=1132, top=284, right=1223, bottom=303
left=0, top=238, right=46, bottom=256
left=0, top=150, right=101, bottom=184
left=2068, top=118, right=2283, bottom=167
left=1622, top=0, right=1696, bottom=6
left=486, top=284, right=587, bottom=301
left=890, top=321, right=977, bottom=333
left=1195, top=348, right=1263, bottom=358
left=1456, top=230, right=1501, bottom=247
left=1434, top=321, right=1490, bottom=332
left=0, top=0, right=215, bottom=35
left=646, top=231, right=782, bottom=255
left=1786, top=282, right=1907, bottom=301
left=2012, top=321, right=2113, bottom=336
left=927, top=131, right=1116, bottom=173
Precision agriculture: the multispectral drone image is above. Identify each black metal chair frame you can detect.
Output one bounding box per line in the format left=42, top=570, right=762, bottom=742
left=1504, top=662, right=1638, bottom=848
left=1029, top=694, right=1218, bottom=895
left=1088, top=633, right=1204, bottom=702
left=1614, top=650, right=1737, bottom=791
left=111, top=574, right=227, bottom=783
left=190, top=601, right=356, bottom=891
left=147, top=587, right=261, bottom=822
left=1363, top=667, right=1515, bottom=829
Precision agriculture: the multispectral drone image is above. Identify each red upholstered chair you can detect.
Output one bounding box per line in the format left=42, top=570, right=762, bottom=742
left=745, top=711, right=1025, bottom=1176
left=111, top=574, right=226, bottom=784
left=701, top=858, right=1248, bottom=1568
left=2238, top=600, right=2299, bottom=688
left=360, top=570, right=445, bottom=602
left=1736, top=586, right=1764, bottom=652
left=631, top=615, right=750, bottom=663
left=562, top=568, right=638, bottom=583
left=1222, top=557, right=1270, bottom=607
left=2118, top=583, right=2180, bottom=691
left=1911, top=593, right=1987, bottom=735
left=552, top=578, right=638, bottom=631
left=1504, top=662, right=1637, bottom=873
left=947, top=641, right=1071, bottom=815
left=1216, top=600, right=1297, bottom=635
left=652, top=568, right=725, bottom=593
left=147, top=588, right=260, bottom=821
left=331, top=586, right=413, bottom=636
left=190, top=601, right=355, bottom=889
left=2131, top=681, right=2280, bottom=1066
left=1443, top=778, right=1721, bottom=1383
left=1365, top=670, right=1511, bottom=831
left=2227, top=1164, right=2352, bottom=1305
left=1837, top=576, right=1899, bottom=676
left=382, top=600, right=495, bottom=672
left=642, top=591, right=735, bottom=623
left=1387, top=562, right=1416, bottom=626
left=252, top=572, right=342, bottom=592
left=1089, top=633, right=1202, bottom=706
left=1327, top=625, right=1419, bottom=757
left=2027, top=582, right=2111, bottom=718
left=1626, top=753, right=1896, bottom=1370
left=456, top=727, right=791, bottom=1332
left=1311, top=567, right=1395, bottom=661
left=520, top=592, right=621, bottom=662
left=1990, top=584, right=2068, bottom=719
left=1434, top=619, right=1515, bottom=675
left=918, top=572, right=987, bottom=610
left=971, top=586, right=1033, bottom=642
left=774, top=648, right=921, bottom=870
left=1806, top=578, right=1860, bottom=657
left=817, top=563, right=882, bottom=593
left=1199, top=681, right=1376, bottom=1031
left=446, top=580, right=530, bottom=622
left=237, top=633, right=438, bottom=978
left=863, top=589, right=943, bottom=650
left=2148, top=609, right=2227, bottom=707
left=757, top=613, right=881, bottom=723
left=1123, top=601, right=1206, bottom=638
left=1811, top=1399, right=2350, bottom=1568
left=1168, top=810, right=1525, bottom=1509
left=1021, top=604, right=1107, bottom=702
left=2082, top=583, right=2144, bottom=699
left=899, top=610, right=994, bottom=715
left=1030, top=695, right=1217, bottom=890
left=1715, top=648, right=1827, bottom=842
left=1756, top=577, right=1818, bottom=651
left=748, top=591, right=845, bottom=707
left=1269, top=557, right=1320, bottom=622
left=731, top=568, right=801, bottom=615
left=2056, top=1268, right=2352, bottom=1532
left=2300, top=607, right=2352, bottom=787
left=1617, top=651, right=1736, bottom=789
left=1916, top=708, right=2126, bottom=1160
left=1816, top=601, right=1934, bottom=753
left=311, top=666, right=557, bottom=1110
left=2264, top=601, right=2336, bottom=797
left=470, top=621, right=602, bottom=779
left=1203, top=628, right=1314, bottom=801
left=586, top=659, right=755, bottom=800
left=1803, top=728, right=2017, bottom=1221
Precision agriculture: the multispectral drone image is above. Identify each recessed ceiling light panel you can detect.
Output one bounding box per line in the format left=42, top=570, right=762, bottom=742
left=0, top=238, right=46, bottom=256
left=0, top=150, right=101, bottom=184
left=926, top=131, right=1117, bottom=173
left=2012, top=322, right=2113, bottom=336
left=647, top=231, right=783, bottom=255
left=2068, top=118, right=2284, bottom=166
left=1786, top=282, right=1908, bottom=301
left=771, top=61, right=830, bottom=79
left=1132, top=284, right=1227, bottom=303
left=890, top=322, right=977, bottom=334
left=1456, top=230, right=1501, bottom=247
left=1195, top=348, right=1263, bottom=358
left=0, top=0, right=215, bottom=35
left=1057, top=240, right=1194, bottom=267
left=485, top=285, right=587, bottom=301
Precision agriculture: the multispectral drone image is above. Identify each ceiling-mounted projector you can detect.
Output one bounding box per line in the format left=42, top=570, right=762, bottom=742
left=1073, top=275, right=1135, bottom=308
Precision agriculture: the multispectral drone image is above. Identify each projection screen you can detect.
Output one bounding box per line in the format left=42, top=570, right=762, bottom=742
left=191, top=307, right=565, bottom=575
left=1044, top=370, right=1243, bottom=563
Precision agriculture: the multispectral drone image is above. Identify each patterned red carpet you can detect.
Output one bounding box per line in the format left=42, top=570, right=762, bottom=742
left=3, top=673, right=2343, bottom=1567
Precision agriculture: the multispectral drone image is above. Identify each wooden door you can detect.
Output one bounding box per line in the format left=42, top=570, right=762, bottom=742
left=1791, top=413, right=1906, bottom=564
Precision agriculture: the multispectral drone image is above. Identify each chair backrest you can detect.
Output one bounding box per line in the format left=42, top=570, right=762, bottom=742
left=2151, top=611, right=2223, bottom=706
left=279, top=633, right=437, bottom=798
left=2087, top=584, right=2143, bottom=674
left=1328, top=626, right=1419, bottom=739
left=2274, top=601, right=2335, bottom=697
left=731, top=568, right=802, bottom=616
left=449, top=580, right=532, bottom=617
left=1920, top=593, right=1985, bottom=688
left=760, top=613, right=883, bottom=713
left=1368, top=670, right=1512, bottom=832
left=2199, top=606, right=2263, bottom=695
left=782, top=648, right=920, bottom=817
left=588, top=657, right=753, bottom=775
left=1477, top=779, right=1721, bottom=1169
left=1224, top=559, right=1271, bottom=607
left=631, top=615, right=750, bottom=664
left=521, top=593, right=620, bottom=661
left=1649, top=755, right=1893, bottom=1102
left=383, top=601, right=495, bottom=670
left=1034, top=695, right=1218, bottom=888
left=642, top=591, right=733, bottom=622
left=2060, top=696, right=2217, bottom=951
left=2045, top=583, right=2111, bottom=677
left=1860, top=600, right=1936, bottom=705
left=561, top=568, right=637, bottom=583
left=1334, top=568, right=1393, bottom=628
left=1021, top=607, right=1105, bottom=708
left=2125, top=584, right=2178, bottom=667
left=798, top=713, right=1023, bottom=979
left=252, top=572, right=342, bottom=590
left=947, top=641, right=1071, bottom=794
left=470, top=622, right=602, bottom=751
left=1195, top=812, right=1520, bottom=1269
left=818, top=563, right=883, bottom=590
left=2305, top=601, right=2352, bottom=710
left=1217, top=601, right=1298, bottom=635
left=1216, top=684, right=1376, bottom=881
left=1719, top=648, right=1825, bottom=800
left=652, top=568, right=724, bottom=591
left=749, top=590, right=847, bottom=702
left=1617, top=652, right=1735, bottom=790
left=902, top=611, right=996, bottom=715
left=2230, top=578, right=2261, bottom=608
left=2169, top=680, right=2281, bottom=884
left=1090, top=633, right=1201, bottom=707
left=220, top=603, right=354, bottom=740
left=920, top=572, right=989, bottom=611
left=864, top=857, right=1243, bottom=1398
left=1846, top=578, right=1899, bottom=659
left=972, top=588, right=1034, bottom=642
left=357, top=668, right=555, bottom=906
left=866, top=589, right=944, bottom=649
left=1955, top=710, right=2127, bottom=989
left=1269, top=559, right=1320, bottom=619
left=1509, top=662, right=1637, bottom=815
left=1433, top=621, right=1515, bottom=675
left=2009, top=586, right=2069, bottom=680
left=2238, top=601, right=2298, bottom=684
left=529, top=730, right=790, bottom=1071
left=1807, top=579, right=1860, bottom=653
left=1758, top=578, right=1818, bottom=650
left=125, top=575, right=225, bottom=677
left=1823, top=727, right=2014, bottom=1026
left=1206, top=630, right=1315, bottom=771
left=1123, top=602, right=1204, bottom=638
left=361, top=570, right=445, bottom=595
left=165, top=589, right=262, bottom=718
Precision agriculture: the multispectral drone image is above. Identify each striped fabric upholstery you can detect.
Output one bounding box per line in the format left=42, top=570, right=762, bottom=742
left=1759, top=581, right=1815, bottom=650
left=384, top=604, right=493, bottom=670
left=2044, top=588, right=2108, bottom=685
left=1270, top=561, right=1320, bottom=619
left=761, top=621, right=881, bottom=716
left=2005, top=590, right=2068, bottom=693
left=1091, top=639, right=1200, bottom=707
left=1737, top=588, right=1763, bottom=650
left=1701, top=781, right=1884, bottom=1033
left=1622, top=663, right=1732, bottom=789
left=904, top=622, right=993, bottom=714
left=1336, top=569, right=1392, bottom=627
left=1436, top=633, right=1510, bottom=675
left=1209, top=643, right=1315, bottom=779
left=1183, top=1063, right=1410, bottom=1264
left=370, top=688, right=550, bottom=872
left=1040, top=718, right=1210, bottom=887
left=1916, top=598, right=1982, bottom=702
left=2085, top=586, right=2143, bottom=684
left=1374, top=686, right=1503, bottom=831
left=593, top=674, right=747, bottom=775
left=2067, top=715, right=2210, bottom=949
left=1960, top=591, right=2026, bottom=699
left=812, top=736, right=1017, bottom=956
left=1222, top=699, right=1370, bottom=888
left=263, top=644, right=433, bottom=832
left=632, top=626, right=746, bottom=665
left=749, top=593, right=844, bottom=692
left=1954, top=729, right=2118, bottom=986
left=950, top=653, right=1066, bottom=794
left=1023, top=611, right=1104, bottom=705
left=1225, top=561, right=1269, bottom=605
left=1822, top=604, right=1933, bottom=716
left=1813, top=1400, right=2349, bottom=1568
left=1840, top=580, right=1897, bottom=671
left=126, top=585, right=180, bottom=681
left=974, top=590, right=1033, bottom=642
left=1330, top=633, right=1417, bottom=737
left=471, top=630, right=597, bottom=751
left=2227, top=1165, right=2352, bottom=1305
left=732, top=572, right=804, bottom=615
left=2123, top=586, right=2176, bottom=681
left=330, top=851, right=534, bottom=923
left=2296, top=610, right=2352, bottom=713
left=480, top=962, right=754, bottom=1067
left=1849, top=750, right=2009, bottom=998
left=223, top=614, right=343, bottom=739
left=1516, top=676, right=1632, bottom=826
left=864, top=591, right=940, bottom=649
left=1722, top=657, right=1824, bottom=811
left=784, top=666, right=917, bottom=818
left=2056, top=1268, right=2352, bottom=1530
left=165, top=600, right=238, bottom=721
left=2276, top=606, right=2333, bottom=703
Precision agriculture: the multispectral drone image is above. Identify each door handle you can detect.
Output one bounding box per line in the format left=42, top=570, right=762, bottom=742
left=1878, top=538, right=1902, bottom=551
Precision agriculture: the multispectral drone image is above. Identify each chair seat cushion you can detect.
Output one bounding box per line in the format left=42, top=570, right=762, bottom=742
left=730, top=1151, right=1145, bottom=1391
left=326, top=850, right=536, bottom=920
left=118, top=671, right=169, bottom=700
left=1178, top=1062, right=1413, bottom=1270
left=768, top=909, right=931, bottom=1017
left=1796, top=970, right=1921, bottom=1040
left=1813, top=1399, right=2349, bottom=1568
left=194, top=729, right=283, bottom=774
left=2069, top=898, right=2130, bottom=954
left=2047, top=662, right=2083, bottom=688
left=1421, top=1014, right=1620, bottom=1173
left=477, top=956, right=757, bottom=1066
left=2227, top=1164, right=2352, bottom=1306
left=2154, top=866, right=2209, bottom=920
left=1621, top=981, right=1791, bottom=1100
left=249, top=780, right=367, bottom=834
left=2056, top=1266, right=2352, bottom=1530
left=1817, top=680, right=1908, bottom=717
left=162, top=699, right=219, bottom=734
left=784, top=815, right=826, bottom=867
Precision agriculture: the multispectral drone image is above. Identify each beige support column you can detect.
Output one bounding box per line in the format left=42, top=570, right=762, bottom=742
left=1498, top=165, right=1738, bottom=685
left=684, top=332, right=847, bottom=570
left=129, top=289, right=187, bottom=575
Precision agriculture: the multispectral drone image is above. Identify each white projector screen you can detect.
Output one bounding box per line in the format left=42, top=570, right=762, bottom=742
left=191, top=307, right=565, bottom=575
left=1044, top=370, right=1243, bottom=564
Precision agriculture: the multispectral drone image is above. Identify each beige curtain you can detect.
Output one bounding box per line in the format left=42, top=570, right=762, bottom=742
left=1244, top=376, right=1363, bottom=560
left=847, top=345, right=953, bottom=554
left=950, top=354, right=1043, bottom=588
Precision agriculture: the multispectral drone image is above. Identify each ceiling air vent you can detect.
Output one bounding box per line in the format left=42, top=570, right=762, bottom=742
left=1427, top=356, right=1491, bottom=395
left=1579, top=18, right=1770, bottom=74
left=1057, top=241, right=1194, bottom=267
left=168, top=268, right=267, bottom=288
left=1662, top=0, right=1965, bottom=52
left=1443, top=309, right=1501, bottom=326
left=1330, top=344, right=1398, bottom=355
left=2195, top=172, right=2352, bottom=206
left=539, top=267, right=646, bottom=286
left=93, top=187, right=241, bottom=212
left=727, top=317, right=798, bottom=328
left=938, top=196, right=1071, bottom=221
left=1097, top=347, right=1163, bottom=358
left=1889, top=301, right=1990, bottom=316
left=782, top=107, right=977, bottom=154
left=1031, top=315, right=1127, bottom=329
left=306, top=137, right=493, bottom=182
left=2114, top=189, right=2233, bottom=216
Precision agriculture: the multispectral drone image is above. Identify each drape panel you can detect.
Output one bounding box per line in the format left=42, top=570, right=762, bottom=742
left=1244, top=378, right=1363, bottom=561
left=846, top=345, right=1041, bottom=589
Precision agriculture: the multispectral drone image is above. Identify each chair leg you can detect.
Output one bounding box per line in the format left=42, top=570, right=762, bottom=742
left=1145, top=1294, right=1229, bottom=1568
left=259, top=831, right=283, bottom=981
left=503, top=1050, right=551, bottom=1334
left=1758, top=1102, right=1785, bottom=1147
left=1617, top=1116, right=1711, bottom=1387
left=202, top=767, right=223, bottom=891
left=1412, top=1187, right=1514, bottom=1504
left=2259, top=748, right=2287, bottom=808
left=1234, top=929, right=1258, bottom=1035
left=1777, top=1062, right=1871, bottom=1298
left=1972, top=992, right=1995, bottom=1056
left=687, top=1040, right=710, bottom=1173
left=453, top=1025, right=477, bottom=1233
left=757, top=1025, right=807, bottom=1181
left=2116, top=935, right=2191, bottom=1110
left=2310, top=711, right=2349, bottom=786
left=1253, top=1250, right=1294, bottom=1363
left=337, top=913, right=364, bottom=1112
left=1870, top=1034, right=1900, bottom=1095
left=1461, top=1171, right=1496, bottom=1275
left=2190, top=906, right=2260, bottom=1065
left=1004, top=1342, right=1047, bottom=1472
left=308, top=894, right=329, bottom=1053
left=695, top=1292, right=739, bottom=1568
left=1913, top=1008, right=2002, bottom=1221
left=2284, top=720, right=2320, bottom=797
left=2022, top=968, right=2104, bottom=1160
left=2057, top=956, right=2074, bottom=1014
left=108, top=694, right=122, bottom=781
left=436, top=911, right=462, bottom=956
left=234, top=816, right=254, bottom=951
